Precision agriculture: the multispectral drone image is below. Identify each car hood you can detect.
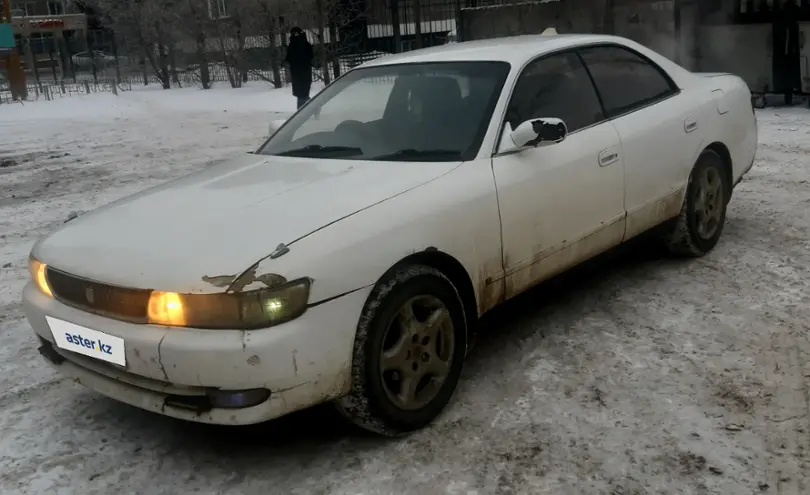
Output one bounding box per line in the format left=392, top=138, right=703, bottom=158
left=34, top=153, right=460, bottom=293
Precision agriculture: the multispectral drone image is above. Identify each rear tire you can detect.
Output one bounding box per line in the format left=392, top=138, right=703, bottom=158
left=335, top=264, right=468, bottom=437
left=664, top=149, right=729, bottom=257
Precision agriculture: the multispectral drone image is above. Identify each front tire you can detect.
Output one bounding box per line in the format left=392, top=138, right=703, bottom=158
left=335, top=264, right=468, bottom=437
left=664, top=149, right=729, bottom=257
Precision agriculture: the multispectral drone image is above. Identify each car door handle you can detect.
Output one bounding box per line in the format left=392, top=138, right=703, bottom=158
left=598, top=149, right=620, bottom=167
left=684, top=118, right=698, bottom=133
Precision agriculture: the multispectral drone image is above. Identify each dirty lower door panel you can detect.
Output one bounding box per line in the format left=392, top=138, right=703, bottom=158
left=492, top=121, right=626, bottom=299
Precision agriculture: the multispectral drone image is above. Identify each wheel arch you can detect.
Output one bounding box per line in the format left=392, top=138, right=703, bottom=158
left=379, top=248, right=478, bottom=336
left=704, top=141, right=733, bottom=202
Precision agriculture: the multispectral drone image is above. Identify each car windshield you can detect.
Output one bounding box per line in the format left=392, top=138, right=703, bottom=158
left=258, top=61, right=511, bottom=162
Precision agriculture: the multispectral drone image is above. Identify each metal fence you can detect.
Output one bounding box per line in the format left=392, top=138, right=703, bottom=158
left=0, top=78, right=133, bottom=104
left=0, top=52, right=388, bottom=103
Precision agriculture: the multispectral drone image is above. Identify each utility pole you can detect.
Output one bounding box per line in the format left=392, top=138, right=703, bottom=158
left=2, top=0, right=27, bottom=100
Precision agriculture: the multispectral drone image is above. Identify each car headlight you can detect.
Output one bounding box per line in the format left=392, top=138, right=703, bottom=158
left=146, top=278, right=311, bottom=330
left=28, top=256, right=53, bottom=297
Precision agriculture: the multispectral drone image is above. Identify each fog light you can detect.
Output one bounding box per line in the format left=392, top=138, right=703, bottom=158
left=208, top=388, right=271, bottom=409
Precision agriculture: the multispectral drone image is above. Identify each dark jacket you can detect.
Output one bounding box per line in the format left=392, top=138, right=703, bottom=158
left=285, top=35, right=314, bottom=98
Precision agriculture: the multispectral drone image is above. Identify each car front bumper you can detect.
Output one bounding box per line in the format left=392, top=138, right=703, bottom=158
left=23, top=282, right=371, bottom=425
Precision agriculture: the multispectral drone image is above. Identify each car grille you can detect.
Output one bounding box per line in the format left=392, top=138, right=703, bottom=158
left=46, top=267, right=150, bottom=323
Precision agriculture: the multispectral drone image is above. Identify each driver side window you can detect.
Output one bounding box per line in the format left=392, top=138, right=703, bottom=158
left=506, top=51, right=605, bottom=134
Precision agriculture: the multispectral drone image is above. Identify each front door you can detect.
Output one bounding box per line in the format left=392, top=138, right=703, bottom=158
left=491, top=50, right=626, bottom=299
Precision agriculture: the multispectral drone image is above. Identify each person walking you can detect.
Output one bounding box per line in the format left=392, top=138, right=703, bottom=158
left=285, top=27, right=314, bottom=109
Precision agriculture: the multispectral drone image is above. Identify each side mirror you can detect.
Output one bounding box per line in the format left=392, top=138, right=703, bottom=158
left=510, top=118, right=568, bottom=148
left=268, top=118, right=287, bottom=137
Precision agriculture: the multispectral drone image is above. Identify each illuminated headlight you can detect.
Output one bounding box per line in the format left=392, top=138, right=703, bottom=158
left=146, top=278, right=311, bottom=330
left=28, top=256, right=53, bottom=297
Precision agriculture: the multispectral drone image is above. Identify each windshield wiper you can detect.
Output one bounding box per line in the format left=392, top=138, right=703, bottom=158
left=370, top=149, right=462, bottom=161
left=276, top=145, right=363, bottom=158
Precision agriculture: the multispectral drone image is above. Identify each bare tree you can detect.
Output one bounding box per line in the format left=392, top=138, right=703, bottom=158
left=322, top=0, right=372, bottom=81
left=315, top=0, right=330, bottom=83
left=88, top=0, right=374, bottom=91
left=149, top=18, right=173, bottom=88
left=274, top=0, right=371, bottom=83
left=171, top=0, right=216, bottom=89
left=210, top=2, right=252, bottom=88
left=232, top=0, right=307, bottom=88
left=220, top=0, right=371, bottom=88
left=214, top=17, right=241, bottom=88
left=234, top=0, right=285, bottom=88
left=88, top=0, right=174, bottom=88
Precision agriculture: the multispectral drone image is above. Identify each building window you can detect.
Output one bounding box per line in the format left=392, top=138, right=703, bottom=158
left=48, top=1, right=65, bottom=15
left=29, top=32, right=55, bottom=55
left=18, top=1, right=36, bottom=16
left=208, top=0, right=227, bottom=19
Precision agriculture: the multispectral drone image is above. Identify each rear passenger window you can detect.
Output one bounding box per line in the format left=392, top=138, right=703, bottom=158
left=578, top=45, right=677, bottom=117
left=505, top=52, right=605, bottom=133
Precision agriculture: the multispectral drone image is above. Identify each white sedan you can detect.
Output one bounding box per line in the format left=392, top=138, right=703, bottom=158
left=24, top=34, right=757, bottom=436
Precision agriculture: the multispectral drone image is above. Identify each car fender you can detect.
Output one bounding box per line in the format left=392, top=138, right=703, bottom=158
left=249, top=159, right=505, bottom=315
left=686, top=73, right=758, bottom=183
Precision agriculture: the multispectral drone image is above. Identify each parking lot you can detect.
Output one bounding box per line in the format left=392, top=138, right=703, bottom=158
left=1, top=86, right=809, bottom=494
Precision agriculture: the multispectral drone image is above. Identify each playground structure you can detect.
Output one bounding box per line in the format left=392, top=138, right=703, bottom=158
left=1, top=0, right=26, bottom=99
left=2, top=0, right=89, bottom=100
left=9, top=13, right=88, bottom=80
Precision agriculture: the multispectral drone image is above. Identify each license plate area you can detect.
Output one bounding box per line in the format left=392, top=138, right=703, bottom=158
left=46, top=316, right=126, bottom=366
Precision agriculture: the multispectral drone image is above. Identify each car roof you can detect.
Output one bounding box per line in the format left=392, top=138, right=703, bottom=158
left=362, top=34, right=627, bottom=68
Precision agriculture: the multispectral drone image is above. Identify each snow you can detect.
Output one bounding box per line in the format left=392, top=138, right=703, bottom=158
left=2, top=86, right=810, bottom=494
left=0, top=83, right=306, bottom=122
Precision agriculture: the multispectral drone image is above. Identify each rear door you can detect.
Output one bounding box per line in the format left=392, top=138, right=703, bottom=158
left=578, top=45, right=700, bottom=239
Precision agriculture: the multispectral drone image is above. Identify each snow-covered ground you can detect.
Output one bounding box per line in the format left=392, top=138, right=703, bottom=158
left=1, top=85, right=810, bottom=494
